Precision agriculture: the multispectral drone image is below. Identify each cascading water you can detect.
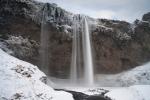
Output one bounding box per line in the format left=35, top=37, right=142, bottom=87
left=70, top=21, right=78, bottom=83
left=70, top=15, right=94, bottom=86
left=40, top=4, right=50, bottom=75
left=70, top=16, right=82, bottom=84
left=82, top=17, right=94, bottom=85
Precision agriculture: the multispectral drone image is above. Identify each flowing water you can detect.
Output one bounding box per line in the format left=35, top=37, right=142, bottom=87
left=40, top=5, right=50, bottom=75
left=70, top=16, right=82, bottom=84
left=70, top=16, right=94, bottom=86
left=82, top=17, right=94, bottom=85
left=70, top=21, right=78, bottom=83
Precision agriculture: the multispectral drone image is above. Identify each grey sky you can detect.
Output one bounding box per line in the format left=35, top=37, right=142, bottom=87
left=37, top=0, right=150, bottom=22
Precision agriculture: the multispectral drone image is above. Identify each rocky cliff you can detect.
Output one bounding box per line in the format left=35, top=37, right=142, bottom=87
left=0, top=0, right=150, bottom=78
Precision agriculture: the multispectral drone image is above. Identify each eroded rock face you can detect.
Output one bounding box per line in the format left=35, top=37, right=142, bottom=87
left=5, top=35, right=39, bottom=59
left=0, top=0, right=150, bottom=78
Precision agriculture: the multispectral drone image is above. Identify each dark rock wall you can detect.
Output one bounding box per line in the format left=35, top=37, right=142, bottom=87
left=92, top=18, right=150, bottom=73
left=142, top=12, right=150, bottom=22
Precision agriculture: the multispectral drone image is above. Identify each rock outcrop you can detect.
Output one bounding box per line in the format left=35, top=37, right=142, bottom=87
left=142, top=12, right=150, bottom=22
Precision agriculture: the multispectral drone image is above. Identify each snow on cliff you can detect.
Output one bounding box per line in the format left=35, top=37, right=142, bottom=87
left=0, top=49, right=73, bottom=100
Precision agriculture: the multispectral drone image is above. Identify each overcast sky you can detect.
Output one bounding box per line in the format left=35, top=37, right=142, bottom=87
left=37, top=0, right=150, bottom=22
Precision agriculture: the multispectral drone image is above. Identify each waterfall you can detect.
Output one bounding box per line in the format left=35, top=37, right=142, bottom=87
left=40, top=5, right=50, bottom=75
left=82, top=17, right=94, bottom=85
left=70, top=15, right=94, bottom=86
left=70, top=16, right=82, bottom=84
left=70, top=21, right=78, bottom=83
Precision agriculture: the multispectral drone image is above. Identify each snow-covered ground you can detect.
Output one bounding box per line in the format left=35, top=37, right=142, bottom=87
left=59, top=61, right=150, bottom=100
left=0, top=49, right=73, bottom=100
left=96, top=62, right=150, bottom=87
left=105, top=85, right=150, bottom=100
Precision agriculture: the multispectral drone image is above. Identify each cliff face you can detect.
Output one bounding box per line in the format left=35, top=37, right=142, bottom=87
left=92, top=19, right=150, bottom=73
left=0, top=0, right=150, bottom=78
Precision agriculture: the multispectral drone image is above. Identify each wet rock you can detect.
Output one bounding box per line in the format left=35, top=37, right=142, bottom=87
left=11, top=65, right=34, bottom=78
left=5, top=35, right=39, bottom=60
left=11, top=93, right=23, bottom=100
left=55, top=89, right=111, bottom=100
left=40, top=76, right=47, bottom=84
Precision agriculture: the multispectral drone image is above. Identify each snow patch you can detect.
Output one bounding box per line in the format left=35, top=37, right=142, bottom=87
left=105, top=85, right=150, bottom=100
left=0, top=49, right=73, bottom=100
